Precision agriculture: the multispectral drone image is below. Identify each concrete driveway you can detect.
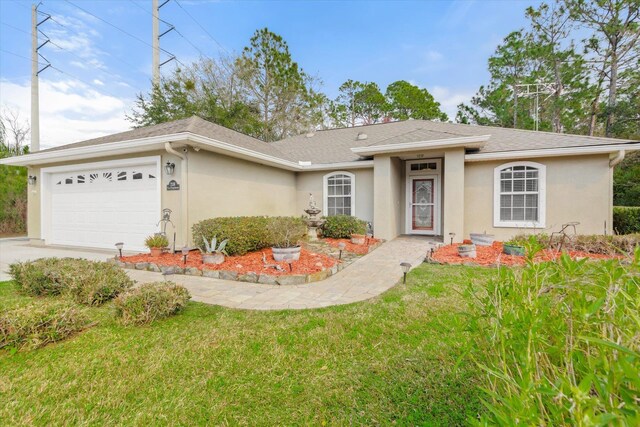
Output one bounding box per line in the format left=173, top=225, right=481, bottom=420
left=0, top=238, right=118, bottom=281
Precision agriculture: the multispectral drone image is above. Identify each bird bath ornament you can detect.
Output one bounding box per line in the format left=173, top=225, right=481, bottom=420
left=304, top=193, right=325, bottom=241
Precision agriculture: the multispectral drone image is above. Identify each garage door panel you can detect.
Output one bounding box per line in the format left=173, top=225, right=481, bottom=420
left=48, top=162, right=160, bottom=251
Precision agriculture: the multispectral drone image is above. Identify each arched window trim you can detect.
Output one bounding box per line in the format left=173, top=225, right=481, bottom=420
left=493, top=161, right=546, bottom=228
left=323, top=171, right=356, bottom=217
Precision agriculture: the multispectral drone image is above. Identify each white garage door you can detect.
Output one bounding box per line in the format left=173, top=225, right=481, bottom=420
left=47, top=160, right=160, bottom=251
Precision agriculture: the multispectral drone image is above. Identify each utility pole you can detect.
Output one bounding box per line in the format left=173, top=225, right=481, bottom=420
left=514, top=82, right=556, bottom=132
left=31, top=2, right=51, bottom=152
left=152, top=0, right=176, bottom=87
left=152, top=0, right=159, bottom=86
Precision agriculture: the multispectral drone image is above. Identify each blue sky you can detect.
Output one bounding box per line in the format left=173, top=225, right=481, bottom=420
left=0, top=0, right=540, bottom=148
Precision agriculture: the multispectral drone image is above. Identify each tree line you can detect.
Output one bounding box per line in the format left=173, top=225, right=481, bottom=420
left=127, top=28, right=448, bottom=142
left=457, top=0, right=639, bottom=140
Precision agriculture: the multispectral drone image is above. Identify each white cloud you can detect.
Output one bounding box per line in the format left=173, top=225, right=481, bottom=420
left=93, top=79, right=105, bottom=86
left=0, top=79, right=131, bottom=149
left=429, top=86, right=475, bottom=121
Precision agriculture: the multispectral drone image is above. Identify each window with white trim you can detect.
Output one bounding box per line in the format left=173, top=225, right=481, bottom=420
left=494, top=162, right=545, bottom=227
left=324, top=172, right=355, bottom=216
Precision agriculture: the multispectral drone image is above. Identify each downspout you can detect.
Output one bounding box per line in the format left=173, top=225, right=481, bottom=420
left=607, top=150, right=625, bottom=235
left=165, top=142, right=189, bottom=248
left=609, top=149, right=625, bottom=167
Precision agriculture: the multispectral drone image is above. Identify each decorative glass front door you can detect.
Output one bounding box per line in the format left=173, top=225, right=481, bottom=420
left=411, top=178, right=435, bottom=231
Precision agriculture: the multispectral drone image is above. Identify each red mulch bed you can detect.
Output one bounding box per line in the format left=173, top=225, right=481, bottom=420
left=432, top=242, right=621, bottom=267
left=324, top=237, right=381, bottom=255
left=121, top=248, right=338, bottom=276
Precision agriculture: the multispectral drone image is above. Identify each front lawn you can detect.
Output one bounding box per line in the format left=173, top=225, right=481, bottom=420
left=0, top=264, right=491, bottom=425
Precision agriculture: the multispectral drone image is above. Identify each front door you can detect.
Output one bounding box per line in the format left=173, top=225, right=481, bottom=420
left=410, top=178, right=436, bottom=233
left=406, top=159, right=441, bottom=235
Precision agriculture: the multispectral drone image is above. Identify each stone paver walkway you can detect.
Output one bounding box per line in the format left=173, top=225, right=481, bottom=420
left=1, top=236, right=437, bottom=310
left=126, top=236, right=435, bottom=310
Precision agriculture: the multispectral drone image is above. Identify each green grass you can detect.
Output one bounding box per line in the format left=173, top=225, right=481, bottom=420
left=0, top=265, right=494, bottom=426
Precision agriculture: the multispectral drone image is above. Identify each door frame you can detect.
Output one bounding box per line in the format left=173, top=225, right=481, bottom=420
left=40, top=155, right=162, bottom=247
left=405, top=159, right=442, bottom=235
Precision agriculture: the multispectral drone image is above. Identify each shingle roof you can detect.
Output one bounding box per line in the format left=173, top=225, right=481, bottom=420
left=38, top=116, right=638, bottom=165
left=39, top=116, right=289, bottom=160
left=271, top=120, right=638, bottom=163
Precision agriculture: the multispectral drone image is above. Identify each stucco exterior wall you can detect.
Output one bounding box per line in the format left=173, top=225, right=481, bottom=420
left=464, top=154, right=613, bottom=241
left=294, top=168, right=374, bottom=222
left=373, top=155, right=404, bottom=240
left=187, top=149, right=297, bottom=245
left=443, top=149, right=465, bottom=242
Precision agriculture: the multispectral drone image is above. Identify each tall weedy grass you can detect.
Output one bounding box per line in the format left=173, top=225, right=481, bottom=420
left=466, top=239, right=640, bottom=425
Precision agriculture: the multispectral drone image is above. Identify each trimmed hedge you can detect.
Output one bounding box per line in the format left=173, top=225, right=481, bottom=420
left=9, top=258, right=133, bottom=305
left=114, top=282, right=191, bottom=326
left=613, top=206, right=640, bottom=235
left=192, top=216, right=307, bottom=255
left=321, top=215, right=367, bottom=239
left=0, top=301, right=90, bottom=351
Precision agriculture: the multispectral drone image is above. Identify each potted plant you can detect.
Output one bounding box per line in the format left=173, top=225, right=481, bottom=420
left=469, top=232, right=495, bottom=246
left=268, top=217, right=307, bottom=262
left=145, top=234, right=169, bottom=257
left=503, top=239, right=525, bottom=256
left=458, top=244, right=476, bottom=258
left=200, top=236, right=228, bottom=264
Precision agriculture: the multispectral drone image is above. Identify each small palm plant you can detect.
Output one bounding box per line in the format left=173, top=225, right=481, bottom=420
left=200, top=236, right=229, bottom=265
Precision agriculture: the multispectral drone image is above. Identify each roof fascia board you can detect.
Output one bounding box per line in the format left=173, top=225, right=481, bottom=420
left=299, top=160, right=374, bottom=171
left=465, top=143, right=640, bottom=162
left=351, top=135, right=490, bottom=156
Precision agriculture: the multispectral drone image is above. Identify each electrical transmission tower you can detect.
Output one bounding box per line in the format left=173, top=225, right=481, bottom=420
left=152, top=0, right=177, bottom=86
left=514, top=82, right=558, bottom=132
left=31, top=2, right=52, bottom=152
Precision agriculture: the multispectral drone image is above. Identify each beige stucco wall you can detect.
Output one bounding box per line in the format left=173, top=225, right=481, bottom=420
left=373, top=155, right=404, bottom=240
left=187, top=149, right=297, bottom=245
left=464, top=154, right=613, bottom=241
left=295, top=168, right=374, bottom=222
left=443, top=149, right=465, bottom=243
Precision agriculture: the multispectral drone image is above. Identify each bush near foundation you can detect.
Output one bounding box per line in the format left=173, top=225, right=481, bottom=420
left=614, top=206, right=640, bottom=235
left=321, top=215, right=367, bottom=239
left=114, top=282, right=191, bottom=326
left=0, top=301, right=90, bottom=351
left=466, top=245, right=640, bottom=424
left=9, top=258, right=133, bottom=305
left=192, top=216, right=308, bottom=255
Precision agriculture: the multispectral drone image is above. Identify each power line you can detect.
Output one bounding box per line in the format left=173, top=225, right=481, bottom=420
left=1, top=48, right=48, bottom=66
left=63, top=0, right=185, bottom=67
left=174, top=0, right=230, bottom=56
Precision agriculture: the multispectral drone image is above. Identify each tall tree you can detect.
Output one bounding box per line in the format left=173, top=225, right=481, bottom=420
left=236, top=28, right=322, bottom=141
left=565, top=0, right=640, bottom=136
left=386, top=80, right=448, bottom=121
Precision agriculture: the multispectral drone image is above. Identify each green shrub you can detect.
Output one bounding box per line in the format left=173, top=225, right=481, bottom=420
left=267, top=217, right=307, bottom=248
left=465, top=245, right=640, bottom=424
left=192, top=216, right=308, bottom=255
left=0, top=300, right=90, bottom=351
left=144, top=234, right=169, bottom=249
left=114, top=282, right=191, bottom=326
left=321, top=215, right=367, bottom=239
left=614, top=206, right=640, bottom=235
left=9, top=258, right=133, bottom=305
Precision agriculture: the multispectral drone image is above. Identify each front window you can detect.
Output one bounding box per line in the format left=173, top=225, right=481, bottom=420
left=494, top=162, right=545, bottom=227
left=324, top=172, right=355, bottom=216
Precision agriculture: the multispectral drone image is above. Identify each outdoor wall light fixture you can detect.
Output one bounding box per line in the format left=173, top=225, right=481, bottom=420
left=164, top=161, right=175, bottom=175
left=115, top=242, right=124, bottom=259
left=338, top=242, right=346, bottom=260
left=449, top=232, right=456, bottom=246
left=400, top=262, right=412, bottom=284
left=28, top=175, right=37, bottom=185
left=181, top=246, right=189, bottom=266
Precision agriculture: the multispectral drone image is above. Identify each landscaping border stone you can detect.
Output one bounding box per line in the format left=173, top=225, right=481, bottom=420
left=110, top=240, right=384, bottom=285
